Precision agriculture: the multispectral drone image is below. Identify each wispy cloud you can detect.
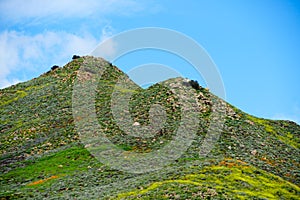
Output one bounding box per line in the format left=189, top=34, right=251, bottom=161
left=272, top=113, right=300, bottom=125
left=0, top=0, right=156, bottom=89
left=0, top=0, right=144, bottom=23
left=0, top=30, right=101, bottom=89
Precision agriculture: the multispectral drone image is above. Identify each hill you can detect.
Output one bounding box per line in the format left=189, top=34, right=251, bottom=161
left=0, top=56, right=299, bottom=199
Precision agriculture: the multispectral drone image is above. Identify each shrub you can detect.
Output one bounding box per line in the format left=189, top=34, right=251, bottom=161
left=189, top=80, right=200, bottom=90
left=51, top=65, right=59, bottom=71
left=72, top=55, right=81, bottom=59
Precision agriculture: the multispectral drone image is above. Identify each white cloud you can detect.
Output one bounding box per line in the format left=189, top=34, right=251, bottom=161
left=0, top=0, right=154, bottom=89
left=0, top=0, right=144, bottom=22
left=0, top=31, right=22, bottom=88
left=271, top=113, right=300, bottom=125
left=0, top=79, right=22, bottom=90
left=0, top=30, right=106, bottom=89
left=91, top=37, right=118, bottom=60
left=90, top=25, right=118, bottom=60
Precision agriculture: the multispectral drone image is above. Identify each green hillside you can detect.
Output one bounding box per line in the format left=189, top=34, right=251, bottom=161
left=0, top=56, right=299, bottom=199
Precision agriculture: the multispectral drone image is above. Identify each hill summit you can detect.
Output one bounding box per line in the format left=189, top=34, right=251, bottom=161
left=0, top=56, right=299, bottom=199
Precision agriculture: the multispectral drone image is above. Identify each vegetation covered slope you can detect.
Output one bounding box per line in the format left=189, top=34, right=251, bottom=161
left=0, top=56, right=299, bottom=199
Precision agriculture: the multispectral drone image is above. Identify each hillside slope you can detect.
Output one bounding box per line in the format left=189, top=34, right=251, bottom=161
left=0, top=56, right=299, bottom=199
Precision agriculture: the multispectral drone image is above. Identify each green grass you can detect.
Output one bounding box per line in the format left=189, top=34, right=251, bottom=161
left=247, top=115, right=299, bottom=148
left=1, top=146, right=97, bottom=185
left=0, top=90, right=27, bottom=107
left=115, top=159, right=300, bottom=199
left=0, top=145, right=104, bottom=198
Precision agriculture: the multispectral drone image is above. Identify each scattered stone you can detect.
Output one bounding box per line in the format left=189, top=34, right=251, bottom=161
left=251, top=149, right=257, bottom=156
left=246, top=120, right=254, bottom=125
left=133, top=122, right=140, bottom=126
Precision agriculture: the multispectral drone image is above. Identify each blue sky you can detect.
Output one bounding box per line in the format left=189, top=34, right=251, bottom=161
left=0, top=0, right=299, bottom=124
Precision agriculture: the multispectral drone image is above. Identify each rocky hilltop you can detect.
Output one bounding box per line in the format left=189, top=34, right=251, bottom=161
left=0, top=56, right=299, bottom=199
